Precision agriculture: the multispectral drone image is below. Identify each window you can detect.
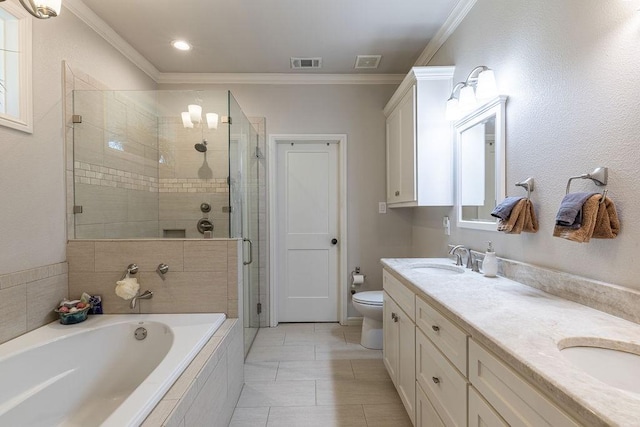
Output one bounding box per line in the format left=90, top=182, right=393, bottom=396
left=0, top=1, right=32, bottom=133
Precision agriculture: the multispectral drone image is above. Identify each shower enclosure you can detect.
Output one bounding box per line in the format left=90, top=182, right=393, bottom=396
left=71, top=89, right=264, bottom=353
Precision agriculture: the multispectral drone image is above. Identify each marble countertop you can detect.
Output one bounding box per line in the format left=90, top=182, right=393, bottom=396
left=381, top=258, right=640, bottom=427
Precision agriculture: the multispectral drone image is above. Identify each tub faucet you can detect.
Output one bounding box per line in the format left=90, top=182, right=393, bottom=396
left=130, top=290, right=153, bottom=309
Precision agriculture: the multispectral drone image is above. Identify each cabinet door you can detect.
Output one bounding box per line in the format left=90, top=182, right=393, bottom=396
left=397, top=305, right=416, bottom=424
left=417, top=382, right=445, bottom=427
left=469, top=386, right=508, bottom=427
left=386, top=85, right=416, bottom=205
left=386, top=109, right=401, bottom=204
left=383, top=291, right=399, bottom=385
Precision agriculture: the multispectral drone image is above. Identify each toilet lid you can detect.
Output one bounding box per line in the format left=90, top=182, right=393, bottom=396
left=352, top=291, right=383, bottom=306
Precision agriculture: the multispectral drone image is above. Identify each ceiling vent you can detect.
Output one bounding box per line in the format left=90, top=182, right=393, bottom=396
left=291, top=57, right=322, bottom=69
left=355, top=55, right=382, bottom=69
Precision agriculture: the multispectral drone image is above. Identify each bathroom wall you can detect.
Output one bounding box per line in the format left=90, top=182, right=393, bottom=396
left=0, top=5, right=155, bottom=342
left=0, top=7, right=156, bottom=277
left=413, top=0, right=640, bottom=290
left=67, top=239, right=241, bottom=317
left=160, top=83, right=415, bottom=317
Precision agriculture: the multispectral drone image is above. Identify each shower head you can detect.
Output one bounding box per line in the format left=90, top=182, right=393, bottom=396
left=194, top=140, right=208, bottom=153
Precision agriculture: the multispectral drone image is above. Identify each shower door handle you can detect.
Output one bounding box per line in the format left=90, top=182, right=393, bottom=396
left=243, top=238, right=253, bottom=265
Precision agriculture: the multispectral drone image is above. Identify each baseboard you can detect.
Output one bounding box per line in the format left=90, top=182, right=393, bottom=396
left=343, top=317, right=363, bottom=326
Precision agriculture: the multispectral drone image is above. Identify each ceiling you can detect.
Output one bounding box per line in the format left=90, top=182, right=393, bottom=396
left=78, top=0, right=460, bottom=74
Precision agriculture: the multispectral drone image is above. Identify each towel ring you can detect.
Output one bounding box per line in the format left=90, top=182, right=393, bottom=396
left=515, top=177, right=534, bottom=200
left=565, top=167, right=608, bottom=205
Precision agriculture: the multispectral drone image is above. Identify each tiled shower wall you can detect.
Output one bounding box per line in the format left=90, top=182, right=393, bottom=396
left=158, top=117, right=230, bottom=239
left=64, top=64, right=231, bottom=239
left=0, top=263, right=68, bottom=344
left=65, top=64, right=161, bottom=239
left=67, top=239, right=242, bottom=317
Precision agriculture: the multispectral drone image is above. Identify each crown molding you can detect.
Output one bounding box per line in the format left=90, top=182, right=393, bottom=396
left=414, top=0, right=477, bottom=66
left=156, top=73, right=405, bottom=85
left=64, top=0, right=160, bottom=81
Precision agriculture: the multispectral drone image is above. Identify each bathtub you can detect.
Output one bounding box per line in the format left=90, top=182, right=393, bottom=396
left=0, top=313, right=226, bottom=427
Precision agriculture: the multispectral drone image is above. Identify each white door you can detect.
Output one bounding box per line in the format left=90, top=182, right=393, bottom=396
left=276, top=140, right=339, bottom=322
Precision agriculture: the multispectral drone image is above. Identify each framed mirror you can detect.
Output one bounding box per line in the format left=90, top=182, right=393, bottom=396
left=455, top=96, right=507, bottom=231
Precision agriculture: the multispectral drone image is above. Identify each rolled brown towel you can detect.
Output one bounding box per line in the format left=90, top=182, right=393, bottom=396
left=497, top=198, right=526, bottom=233
left=592, top=196, right=620, bottom=239
left=553, top=194, right=600, bottom=243
left=498, top=199, right=538, bottom=234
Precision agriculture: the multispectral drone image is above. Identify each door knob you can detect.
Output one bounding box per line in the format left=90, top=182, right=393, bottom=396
left=331, top=238, right=338, bottom=245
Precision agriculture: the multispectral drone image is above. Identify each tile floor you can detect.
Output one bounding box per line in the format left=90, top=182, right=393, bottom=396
left=229, top=323, right=412, bottom=427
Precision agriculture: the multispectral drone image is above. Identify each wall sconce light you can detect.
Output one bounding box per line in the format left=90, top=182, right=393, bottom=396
left=445, top=66, right=498, bottom=121
left=181, top=104, right=219, bottom=130
left=206, top=113, right=219, bottom=130
left=0, top=0, right=61, bottom=19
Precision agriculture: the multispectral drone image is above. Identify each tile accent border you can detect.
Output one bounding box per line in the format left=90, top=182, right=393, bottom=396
left=74, top=161, right=158, bottom=192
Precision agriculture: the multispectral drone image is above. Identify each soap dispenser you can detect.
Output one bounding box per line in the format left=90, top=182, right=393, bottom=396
left=482, top=241, right=498, bottom=277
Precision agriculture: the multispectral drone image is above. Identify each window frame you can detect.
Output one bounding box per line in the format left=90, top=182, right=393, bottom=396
left=0, top=1, right=32, bottom=134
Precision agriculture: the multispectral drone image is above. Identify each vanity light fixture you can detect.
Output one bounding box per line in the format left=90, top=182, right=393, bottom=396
left=445, top=66, right=498, bottom=121
left=171, top=40, right=192, bottom=51
left=0, top=0, right=61, bottom=18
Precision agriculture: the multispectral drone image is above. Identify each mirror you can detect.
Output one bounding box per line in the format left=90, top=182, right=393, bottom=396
left=456, top=96, right=507, bottom=231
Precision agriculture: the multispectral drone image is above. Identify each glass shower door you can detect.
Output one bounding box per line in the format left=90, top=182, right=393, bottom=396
left=228, top=93, right=261, bottom=356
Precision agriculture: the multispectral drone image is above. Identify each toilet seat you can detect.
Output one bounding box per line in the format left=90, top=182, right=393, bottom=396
left=352, top=291, right=383, bottom=306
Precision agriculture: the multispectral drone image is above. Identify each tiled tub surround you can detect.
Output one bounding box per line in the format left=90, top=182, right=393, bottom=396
left=143, top=318, right=243, bottom=427
left=0, top=262, right=68, bottom=344
left=381, top=258, right=640, bottom=426
left=67, top=239, right=241, bottom=317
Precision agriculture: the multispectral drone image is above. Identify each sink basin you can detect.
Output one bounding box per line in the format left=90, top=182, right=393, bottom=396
left=559, top=340, right=640, bottom=394
left=409, top=264, right=464, bottom=275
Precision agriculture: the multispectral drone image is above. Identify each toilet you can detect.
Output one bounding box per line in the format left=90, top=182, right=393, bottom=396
left=352, top=290, right=384, bottom=349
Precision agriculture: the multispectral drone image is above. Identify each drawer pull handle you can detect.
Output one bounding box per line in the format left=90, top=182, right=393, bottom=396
left=391, top=312, right=399, bottom=322
left=395, top=190, right=400, bottom=196
left=432, top=376, right=441, bottom=384
left=431, top=325, right=440, bottom=332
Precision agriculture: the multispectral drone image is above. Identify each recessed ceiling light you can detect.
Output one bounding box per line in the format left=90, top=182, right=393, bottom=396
left=171, top=40, right=192, bottom=51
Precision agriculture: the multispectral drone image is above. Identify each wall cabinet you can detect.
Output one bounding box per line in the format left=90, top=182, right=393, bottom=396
left=384, top=66, right=455, bottom=208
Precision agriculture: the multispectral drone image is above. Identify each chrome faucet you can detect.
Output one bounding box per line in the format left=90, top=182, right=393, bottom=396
left=130, top=290, right=153, bottom=309
left=449, top=245, right=473, bottom=269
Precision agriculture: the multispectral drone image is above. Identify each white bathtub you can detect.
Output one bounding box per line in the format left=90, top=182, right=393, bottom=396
left=0, top=313, right=226, bottom=427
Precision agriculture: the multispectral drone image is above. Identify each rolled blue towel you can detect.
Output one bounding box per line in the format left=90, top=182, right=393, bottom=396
left=555, top=192, right=597, bottom=227
left=491, top=196, right=525, bottom=220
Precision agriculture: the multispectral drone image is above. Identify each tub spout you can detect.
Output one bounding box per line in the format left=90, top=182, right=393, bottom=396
left=130, top=290, right=153, bottom=309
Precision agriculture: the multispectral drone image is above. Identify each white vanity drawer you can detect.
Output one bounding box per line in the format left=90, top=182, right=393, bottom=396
left=416, top=329, right=467, bottom=427
left=469, top=339, right=580, bottom=427
left=469, top=386, right=508, bottom=427
left=416, top=296, right=468, bottom=375
left=383, top=269, right=415, bottom=321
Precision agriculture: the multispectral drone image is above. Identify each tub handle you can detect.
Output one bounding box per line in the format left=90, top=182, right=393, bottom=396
left=121, top=263, right=138, bottom=280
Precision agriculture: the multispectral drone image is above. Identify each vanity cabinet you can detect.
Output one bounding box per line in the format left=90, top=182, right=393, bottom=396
left=384, top=66, right=455, bottom=208
left=383, top=271, right=416, bottom=424
left=382, top=266, right=581, bottom=427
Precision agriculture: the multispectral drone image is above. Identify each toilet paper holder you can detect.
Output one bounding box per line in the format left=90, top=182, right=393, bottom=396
left=351, top=267, right=366, bottom=294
